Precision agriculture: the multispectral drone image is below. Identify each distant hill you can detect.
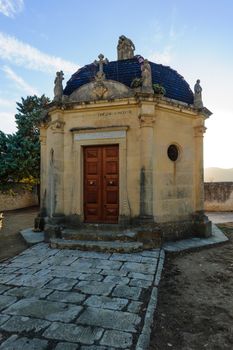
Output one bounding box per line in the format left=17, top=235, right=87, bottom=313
left=204, top=167, right=233, bottom=182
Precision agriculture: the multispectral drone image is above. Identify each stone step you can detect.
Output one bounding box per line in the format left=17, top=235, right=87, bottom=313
left=79, top=223, right=123, bottom=231
left=61, top=228, right=138, bottom=242
left=50, top=239, right=144, bottom=253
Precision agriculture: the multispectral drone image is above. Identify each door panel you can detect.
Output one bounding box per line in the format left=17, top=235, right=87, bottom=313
left=84, top=146, right=102, bottom=222
left=84, top=145, right=119, bottom=223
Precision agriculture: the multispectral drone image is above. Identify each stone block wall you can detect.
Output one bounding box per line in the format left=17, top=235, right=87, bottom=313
left=0, top=185, right=38, bottom=211
left=204, top=182, right=233, bottom=211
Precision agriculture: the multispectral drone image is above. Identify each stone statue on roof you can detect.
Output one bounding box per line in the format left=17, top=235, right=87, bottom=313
left=117, top=35, right=135, bottom=60
left=194, top=79, right=203, bottom=109
left=54, top=71, right=64, bottom=102
left=141, top=59, right=153, bottom=93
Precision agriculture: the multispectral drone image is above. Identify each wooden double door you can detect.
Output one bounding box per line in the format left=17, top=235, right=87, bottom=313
left=84, top=145, right=119, bottom=223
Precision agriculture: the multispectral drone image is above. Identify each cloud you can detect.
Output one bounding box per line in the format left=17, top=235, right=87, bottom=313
left=0, top=111, right=16, bottom=134
left=3, top=65, right=39, bottom=95
left=0, top=0, right=23, bottom=18
left=148, top=45, right=173, bottom=65
left=0, top=32, right=79, bottom=74
left=0, top=97, right=15, bottom=107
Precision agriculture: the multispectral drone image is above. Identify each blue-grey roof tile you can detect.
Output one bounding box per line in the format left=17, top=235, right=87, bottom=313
left=63, top=56, right=194, bottom=104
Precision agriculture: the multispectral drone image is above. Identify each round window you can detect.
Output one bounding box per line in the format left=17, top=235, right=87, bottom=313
left=167, top=144, right=179, bottom=161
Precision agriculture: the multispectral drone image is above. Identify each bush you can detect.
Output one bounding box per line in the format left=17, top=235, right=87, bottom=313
left=153, top=84, right=166, bottom=95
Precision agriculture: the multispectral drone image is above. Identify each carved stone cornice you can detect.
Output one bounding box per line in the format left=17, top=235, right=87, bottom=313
left=50, top=119, right=65, bottom=132
left=194, top=125, right=206, bottom=137
left=139, top=114, right=156, bottom=127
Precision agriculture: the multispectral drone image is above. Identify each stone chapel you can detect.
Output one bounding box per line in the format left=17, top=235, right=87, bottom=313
left=38, top=36, right=212, bottom=250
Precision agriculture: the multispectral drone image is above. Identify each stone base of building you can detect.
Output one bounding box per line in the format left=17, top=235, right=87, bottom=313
left=192, top=211, right=212, bottom=238
left=36, top=211, right=212, bottom=249
left=159, top=213, right=212, bottom=242
left=159, top=220, right=194, bottom=242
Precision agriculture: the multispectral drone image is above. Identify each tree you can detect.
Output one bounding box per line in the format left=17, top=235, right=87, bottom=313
left=0, top=95, right=50, bottom=184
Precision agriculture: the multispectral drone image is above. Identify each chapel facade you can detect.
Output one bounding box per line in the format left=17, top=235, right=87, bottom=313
left=39, top=36, right=212, bottom=245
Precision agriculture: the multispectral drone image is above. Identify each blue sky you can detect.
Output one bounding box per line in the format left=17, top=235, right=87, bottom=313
left=0, top=0, right=232, bottom=168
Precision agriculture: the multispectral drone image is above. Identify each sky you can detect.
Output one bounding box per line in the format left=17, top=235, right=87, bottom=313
left=0, top=0, right=232, bottom=169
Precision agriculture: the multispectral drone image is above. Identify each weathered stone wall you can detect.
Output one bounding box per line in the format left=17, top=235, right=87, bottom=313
left=204, top=182, right=233, bottom=211
left=0, top=186, right=38, bottom=211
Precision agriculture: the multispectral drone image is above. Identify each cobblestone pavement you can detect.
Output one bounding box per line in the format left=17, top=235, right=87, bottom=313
left=0, top=243, right=164, bottom=349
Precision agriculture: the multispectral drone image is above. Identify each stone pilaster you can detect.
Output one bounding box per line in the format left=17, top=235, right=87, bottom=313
left=194, top=125, right=206, bottom=212
left=193, top=124, right=212, bottom=237
left=39, top=129, right=47, bottom=212
left=34, top=129, right=47, bottom=231
left=139, top=114, right=156, bottom=221
left=49, top=115, right=65, bottom=216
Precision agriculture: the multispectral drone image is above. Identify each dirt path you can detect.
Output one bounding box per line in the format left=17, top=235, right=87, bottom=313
left=0, top=206, right=39, bottom=262
left=150, top=223, right=233, bottom=350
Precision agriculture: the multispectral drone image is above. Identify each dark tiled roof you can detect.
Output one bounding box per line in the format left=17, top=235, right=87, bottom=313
left=63, top=56, right=194, bottom=104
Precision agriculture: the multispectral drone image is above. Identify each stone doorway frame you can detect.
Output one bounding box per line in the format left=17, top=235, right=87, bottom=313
left=72, top=126, right=130, bottom=224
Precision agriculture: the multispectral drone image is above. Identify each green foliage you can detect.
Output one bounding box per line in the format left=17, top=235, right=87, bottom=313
left=0, top=182, right=33, bottom=195
left=131, top=77, right=143, bottom=88
left=153, top=83, right=166, bottom=95
left=0, top=95, right=50, bottom=184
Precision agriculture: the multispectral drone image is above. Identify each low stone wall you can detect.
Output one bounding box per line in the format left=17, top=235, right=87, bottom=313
left=0, top=186, right=38, bottom=211
left=204, top=182, right=233, bottom=211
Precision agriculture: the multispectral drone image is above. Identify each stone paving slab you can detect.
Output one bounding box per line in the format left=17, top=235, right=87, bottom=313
left=77, top=307, right=141, bottom=333
left=121, top=262, right=157, bottom=275
left=112, top=285, right=142, bottom=300
left=163, top=224, right=228, bottom=252
left=5, top=273, right=53, bottom=288
left=0, top=335, right=48, bottom=349
left=55, top=342, right=79, bottom=350
left=3, top=298, right=82, bottom=322
left=129, top=278, right=152, bottom=288
left=45, top=277, right=78, bottom=291
left=47, top=290, right=86, bottom=304
left=127, top=301, right=142, bottom=314
left=84, top=295, right=128, bottom=310
left=43, top=322, right=103, bottom=345
left=20, top=228, right=45, bottom=245
left=3, top=286, right=53, bottom=299
left=0, top=295, right=17, bottom=312
left=0, top=243, right=164, bottom=349
left=0, top=267, right=19, bottom=274
left=100, top=329, right=133, bottom=348
left=0, top=274, right=17, bottom=284
left=0, top=285, right=11, bottom=294
left=81, top=346, right=115, bottom=350
left=0, top=315, right=10, bottom=326
left=1, top=315, right=50, bottom=333
left=75, top=281, right=115, bottom=296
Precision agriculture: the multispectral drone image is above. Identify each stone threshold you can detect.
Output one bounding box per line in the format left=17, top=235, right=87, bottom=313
left=50, top=238, right=144, bottom=253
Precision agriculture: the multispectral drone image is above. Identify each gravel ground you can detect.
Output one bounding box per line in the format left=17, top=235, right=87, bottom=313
left=149, top=223, right=233, bottom=350
left=0, top=207, right=38, bottom=262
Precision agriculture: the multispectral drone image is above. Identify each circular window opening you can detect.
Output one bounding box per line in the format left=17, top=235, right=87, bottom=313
left=167, top=144, right=179, bottom=161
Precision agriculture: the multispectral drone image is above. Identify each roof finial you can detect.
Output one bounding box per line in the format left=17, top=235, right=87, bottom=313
left=94, top=53, right=109, bottom=81
left=117, top=35, right=135, bottom=60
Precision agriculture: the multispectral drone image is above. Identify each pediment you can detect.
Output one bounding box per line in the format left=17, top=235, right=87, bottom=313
left=69, top=79, right=133, bottom=102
